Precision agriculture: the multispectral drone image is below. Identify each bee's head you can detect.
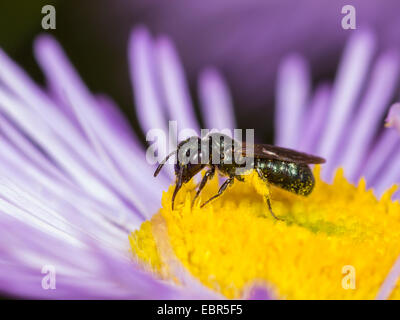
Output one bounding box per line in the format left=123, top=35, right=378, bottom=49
left=175, top=136, right=207, bottom=182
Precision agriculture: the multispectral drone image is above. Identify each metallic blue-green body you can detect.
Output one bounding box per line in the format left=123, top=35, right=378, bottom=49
left=255, top=158, right=314, bottom=195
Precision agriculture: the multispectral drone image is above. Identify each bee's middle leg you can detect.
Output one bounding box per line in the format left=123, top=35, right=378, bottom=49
left=200, top=177, right=234, bottom=208
left=191, top=166, right=215, bottom=207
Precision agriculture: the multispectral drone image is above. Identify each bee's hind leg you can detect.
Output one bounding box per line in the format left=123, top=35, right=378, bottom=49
left=255, top=168, right=284, bottom=221
left=265, top=195, right=284, bottom=221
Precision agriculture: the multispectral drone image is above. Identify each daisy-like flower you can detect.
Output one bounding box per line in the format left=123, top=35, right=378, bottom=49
left=0, top=26, right=399, bottom=300
left=130, top=28, right=400, bottom=299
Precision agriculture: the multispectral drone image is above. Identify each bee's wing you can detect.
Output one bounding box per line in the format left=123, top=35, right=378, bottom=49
left=240, top=143, right=326, bottom=164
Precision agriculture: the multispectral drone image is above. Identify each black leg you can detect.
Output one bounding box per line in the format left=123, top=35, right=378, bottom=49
left=256, top=168, right=283, bottom=221
left=172, top=166, right=184, bottom=210
left=200, top=177, right=234, bottom=208
left=266, top=195, right=284, bottom=221
left=191, top=167, right=215, bottom=207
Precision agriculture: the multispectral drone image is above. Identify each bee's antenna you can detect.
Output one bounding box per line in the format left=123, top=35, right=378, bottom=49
left=154, top=150, right=177, bottom=177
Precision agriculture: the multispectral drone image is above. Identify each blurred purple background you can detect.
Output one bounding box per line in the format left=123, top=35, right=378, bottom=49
left=2, top=0, right=400, bottom=140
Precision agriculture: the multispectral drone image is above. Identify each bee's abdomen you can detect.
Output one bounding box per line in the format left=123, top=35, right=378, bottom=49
left=256, top=159, right=315, bottom=196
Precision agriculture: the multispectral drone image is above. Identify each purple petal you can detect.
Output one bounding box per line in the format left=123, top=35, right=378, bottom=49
left=340, top=51, right=400, bottom=182
left=128, top=27, right=168, bottom=135
left=34, top=34, right=162, bottom=217
left=245, top=284, right=274, bottom=300
left=0, top=215, right=216, bottom=299
left=198, top=67, right=236, bottom=131
left=317, top=29, right=376, bottom=181
left=0, top=48, right=98, bottom=168
left=372, top=147, right=400, bottom=197
left=0, top=111, right=70, bottom=186
left=393, top=189, right=400, bottom=201
left=128, top=27, right=175, bottom=179
left=376, top=254, right=400, bottom=300
left=275, top=54, right=310, bottom=148
left=156, top=35, right=200, bottom=137
left=298, top=83, right=331, bottom=153
left=362, top=129, right=400, bottom=188
left=0, top=48, right=150, bottom=219
left=0, top=87, right=141, bottom=219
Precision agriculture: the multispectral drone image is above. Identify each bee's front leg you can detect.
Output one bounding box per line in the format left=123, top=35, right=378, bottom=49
left=172, top=166, right=184, bottom=210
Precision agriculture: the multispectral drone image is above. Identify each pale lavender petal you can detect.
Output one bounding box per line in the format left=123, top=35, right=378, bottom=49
left=0, top=48, right=148, bottom=219
left=0, top=165, right=130, bottom=249
left=275, top=54, right=310, bottom=148
left=246, top=285, right=273, bottom=300
left=298, top=83, right=331, bottom=153
left=128, top=27, right=175, bottom=179
left=0, top=112, right=70, bottom=187
left=156, top=36, right=200, bottom=137
left=372, top=148, right=400, bottom=197
left=198, top=67, right=236, bottom=131
left=0, top=215, right=214, bottom=299
left=376, top=254, right=400, bottom=300
left=0, top=87, right=140, bottom=219
left=362, top=129, right=399, bottom=187
left=129, top=27, right=168, bottom=135
left=34, top=35, right=161, bottom=216
left=341, top=51, right=399, bottom=182
left=317, top=30, right=376, bottom=181
left=86, top=238, right=221, bottom=300
left=386, top=102, right=400, bottom=134
left=95, top=94, right=169, bottom=188
left=0, top=175, right=219, bottom=299
left=94, top=94, right=169, bottom=209
left=0, top=180, right=88, bottom=248
left=0, top=48, right=103, bottom=173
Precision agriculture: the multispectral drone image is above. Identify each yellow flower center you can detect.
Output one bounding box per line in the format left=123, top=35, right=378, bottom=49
left=130, top=166, right=400, bottom=299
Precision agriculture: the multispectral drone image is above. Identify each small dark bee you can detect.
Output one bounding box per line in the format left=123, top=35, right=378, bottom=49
left=154, top=133, right=325, bottom=220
